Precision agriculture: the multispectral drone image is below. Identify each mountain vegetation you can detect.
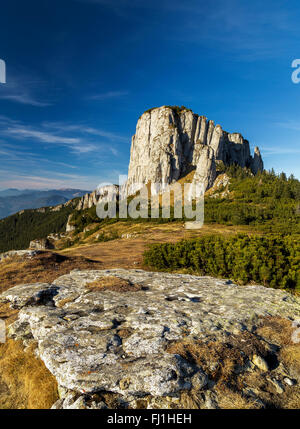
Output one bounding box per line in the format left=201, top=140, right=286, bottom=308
left=144, top=234, right=300, bottom=292
left=142, top=167, right=300, bottom=291
left=70, top=167, right=300, bottom=234
left=0, top=205, right=75, bottom=253
left=204, top=166, right=300, bottom=234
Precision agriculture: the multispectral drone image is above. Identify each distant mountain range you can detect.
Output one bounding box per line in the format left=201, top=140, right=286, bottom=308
left=0, top=188, right=90, bottom=219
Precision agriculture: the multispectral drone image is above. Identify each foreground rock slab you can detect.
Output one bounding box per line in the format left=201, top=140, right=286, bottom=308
left=1, top=269, right=300, bottom=409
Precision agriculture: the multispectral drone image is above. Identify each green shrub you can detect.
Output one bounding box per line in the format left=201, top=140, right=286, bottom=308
left=144, top=234, right=300, bottom=291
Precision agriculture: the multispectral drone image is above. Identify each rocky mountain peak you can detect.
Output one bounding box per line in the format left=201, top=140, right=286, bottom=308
left=126, top=105, right=264, bottom=195
left=73, top=106, right=264, bottom=217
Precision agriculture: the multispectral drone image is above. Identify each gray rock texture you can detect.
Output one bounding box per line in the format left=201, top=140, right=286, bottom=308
left=1, top=269, right=299, bottom=409
left=76, top=185, right=118, bottom=211
left=70, top=106, right=263, bottom=211
left=65, top=214, right=76, bottom=233
left=0, top=249, right=42, bottom=262
left=126, top=106, right=263, bottom=195
left=29, top=238, right=54, bottom=251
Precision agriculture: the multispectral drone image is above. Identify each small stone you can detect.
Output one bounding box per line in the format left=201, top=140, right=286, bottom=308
left=191, top=370, right=208, bottom=390
left=66, top=396, right=86, bottom=409
left=57, top=385, right=69, bottom=399
left=51, top=399, right=64, bottom=409
left=88, top=401, right=107, bottom=409
left=204, top=392, right=219, bottom=409
left=284, top=377, right=295, bottom=386
left=119, top=377, right=132, bottom=390
left=252, top=354, right=269, bottom=372
left=269, top=378, right=284, bottom=394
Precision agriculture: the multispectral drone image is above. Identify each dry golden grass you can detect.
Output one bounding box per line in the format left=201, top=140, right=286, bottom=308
left=256, top=316, right=294, bottom=346
left=0, top=252, right=104, bottom=409
left=0, top=340, right=58, bottom=409
left=240, top=362, right=300, bottom=409
left=215, top=387, right=261, bottom=409
left=166, top=317, right=300, bottom=409
left=166, top=331, right=269, bottom=409
left=280, top=344, right=300, bottom=375
left=0, top=303, right=19, bottom=328
left=0, top=252, right=103, bottom=293
left=166, top=330, right=267, bottom=386
left=86, top=276, right=143, bottom=293
left=62, top=222, right=258, bottom=270
left=279, top=390, right=300, bottom=409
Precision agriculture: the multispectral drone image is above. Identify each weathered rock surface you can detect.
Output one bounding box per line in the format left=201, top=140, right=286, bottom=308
left=69, top=106, right=263, bottom=212
left=65, top=214, right=76, bottom=233
left=126, top=106, right=263, bottom=195
left=29, top=238, right=54, bottom=251
left=1, top=269, right=299, bottom=409
left=0, top=249, right=42, bottom=262
left=76, top=185, right=119, bottom=211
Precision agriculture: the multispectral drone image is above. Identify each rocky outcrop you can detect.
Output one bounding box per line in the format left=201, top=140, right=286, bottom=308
left=251, top=146, right=264, bottom=175
left=76, top=185, right=119, bottom=211
left=192, top=146, right=217, bottom=193
left=0, top=250, right=42, bottom=262
left=65, top=214, right=76, bottom=233
left=126, top=106, right=264, bottom=195
left=29, top=238, right=54, bottom=251
left=68, top=106, right=263, bottom=210
left=1, top=269, right=299, bottom=409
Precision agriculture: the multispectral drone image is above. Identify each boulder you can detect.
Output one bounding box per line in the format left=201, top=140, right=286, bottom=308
left=1, top=269, right=299, bottom=408
left=29, top=238, right=54, bottom=250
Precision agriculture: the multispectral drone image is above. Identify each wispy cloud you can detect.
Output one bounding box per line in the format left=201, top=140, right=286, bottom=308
left=0, top=170, right=87, bottom=189
left=260, top=146, right=300, bottom=156
left=0, top=116, right=125, bottom=156
left=87, top=90, right=129, bottom=100
left=0, top=94, right=51, bottom=107
left=275, top=120, right=300, bottom=132
left=0, top=167, right=123, bottom=190
left=43, top=122, right=129, bottom=142
left=6, top=127, right=81, bottom=145
left=0, top=72, right=52, bottom=106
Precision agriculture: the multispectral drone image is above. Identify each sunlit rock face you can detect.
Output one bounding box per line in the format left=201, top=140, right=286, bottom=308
left=76, top=185, right=119, bottom=210
left=126, top=106, right=263, bottom=195
left=1, top=269, right=299, bottom=409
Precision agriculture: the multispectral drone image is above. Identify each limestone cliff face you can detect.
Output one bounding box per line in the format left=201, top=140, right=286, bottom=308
left=126, top=106, right=264, bottom=194
left=73, top=106, right=264, bottom=214
left=76, top=185, right=119, bottom=211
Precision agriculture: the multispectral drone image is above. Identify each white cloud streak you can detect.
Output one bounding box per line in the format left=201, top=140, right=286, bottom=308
left=0, top=94, right=51, bottom=107
left=0, top=117, right=126, bottom=155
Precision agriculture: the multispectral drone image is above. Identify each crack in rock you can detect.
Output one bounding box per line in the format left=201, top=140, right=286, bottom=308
left=1, top=269, right=300, bottom=408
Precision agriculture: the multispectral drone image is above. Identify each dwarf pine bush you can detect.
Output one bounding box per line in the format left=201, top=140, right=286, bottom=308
left=144, top=234, right=300, bottom=291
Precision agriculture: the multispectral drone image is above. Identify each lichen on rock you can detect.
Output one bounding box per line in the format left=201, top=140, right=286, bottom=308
left=1, top=269, right=299, bottom=409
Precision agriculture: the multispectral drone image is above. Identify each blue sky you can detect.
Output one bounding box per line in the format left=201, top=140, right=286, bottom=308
left=0, top=0, right=300, bottom=189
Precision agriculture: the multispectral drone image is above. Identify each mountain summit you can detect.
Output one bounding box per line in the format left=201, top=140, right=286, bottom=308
left=126, top=105, right=263, bottom=195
